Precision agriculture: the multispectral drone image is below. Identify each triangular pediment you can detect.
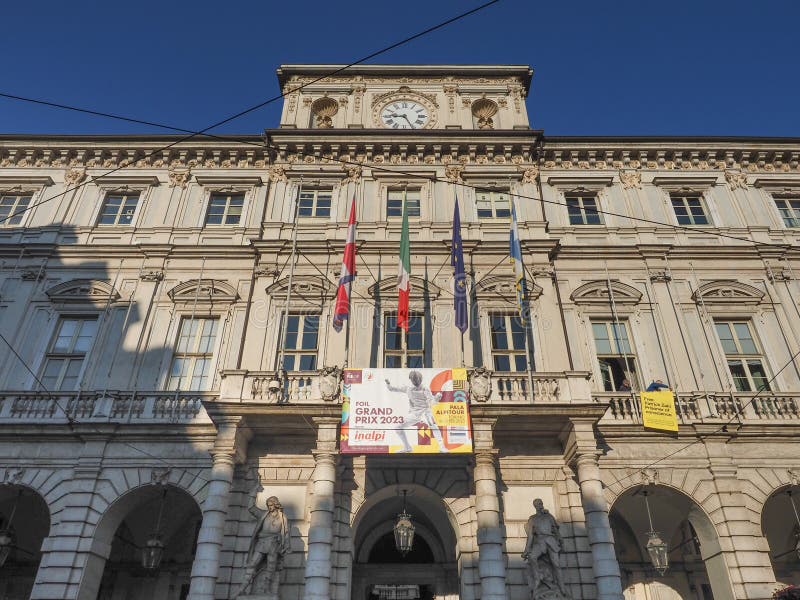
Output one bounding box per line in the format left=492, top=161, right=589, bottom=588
left=46, top=279, right=121, bottom=305
left=571, top=280, right=642, bottom=306
left=167, top=279, right=239, bottom=304
left=692, top=280, right=764, bottom=305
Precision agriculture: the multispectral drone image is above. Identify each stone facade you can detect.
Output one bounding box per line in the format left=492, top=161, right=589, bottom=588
left=0, top=65, right=799, bottom=600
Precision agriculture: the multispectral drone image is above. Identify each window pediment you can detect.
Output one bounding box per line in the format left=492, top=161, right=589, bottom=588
left=474, top=274, right=542, bottom=301
left=571, top=280, right=642, bottom=306
left=46, top=279, right=121, bottom=305
left=168, top=279, right=239, bottom=304
left=368, top=276, right=440, bottom=300
left=265, top=275, right=335, bottom=302
left=692, top=280, right=764, bottom=306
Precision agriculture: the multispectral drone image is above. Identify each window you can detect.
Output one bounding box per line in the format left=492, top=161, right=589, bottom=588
left=282, top=315, right=319, bottom=371
left=384, top=314, right=423, bottom=368
left=592, top=320, right=637, bottom=391
left=97, top=193, right=139, bottom=226
left=41, top=317, right=97, bottom=390
left=0, top=193, right=31, bottom=226
left=298, top=189, right=332, bottom=218
left=476, top=190, right=511, bottom=219
left=205, top=192, right=244, bottom=225
left=774, top=196, right=800, bottom=228
left=714, top=321, right=770, bottom=392
left=387, top=189, right=421, bottom=218
left=166, top=317, right=219, bottom=390
left=566, top=194, right=602, bottom=225
left=489, top=314, right=527, bottom=371
left=671, top=193, right=710, bottom=225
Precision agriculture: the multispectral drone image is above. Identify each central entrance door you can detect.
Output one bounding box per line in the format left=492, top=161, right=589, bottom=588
left=350, top=487, right=461, bottom=600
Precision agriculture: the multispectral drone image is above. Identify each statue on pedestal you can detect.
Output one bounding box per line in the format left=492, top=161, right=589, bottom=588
left=234, top=477, right=291, bottom=600
left=522, top=498, right=570, bottom=600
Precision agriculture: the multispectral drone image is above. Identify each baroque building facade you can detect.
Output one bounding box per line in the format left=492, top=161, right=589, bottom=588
left=0, top=64, right=799, bottom=600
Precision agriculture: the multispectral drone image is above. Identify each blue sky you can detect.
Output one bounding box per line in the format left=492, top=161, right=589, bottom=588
left=1, top=0, right=797, bottom=137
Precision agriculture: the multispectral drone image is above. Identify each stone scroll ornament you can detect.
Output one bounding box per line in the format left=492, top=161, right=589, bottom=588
left=235, top=476, right=291, bottom=600
left=522, top=499, right=571, bottom=600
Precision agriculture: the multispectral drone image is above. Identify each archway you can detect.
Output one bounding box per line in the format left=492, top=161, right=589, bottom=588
left=610, top=485, right=733, bottom=600
left=352, top=485, right=460, bottom=600
left=0, top=484, right=50, bottom=600
left=762, top=486, right=800, bottom=586
left=80, top=484, right=202, bottom=600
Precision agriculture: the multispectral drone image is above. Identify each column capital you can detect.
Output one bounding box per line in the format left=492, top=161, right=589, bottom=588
left=563, top=417, right=601, bottom=465
left=472, top=417, right=498, bottom=452
left=210, top=415, right=251, bottom=464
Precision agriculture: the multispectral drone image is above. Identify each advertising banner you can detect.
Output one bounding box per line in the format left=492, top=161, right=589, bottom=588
left=641, top=390, right=679, bottom=432
left=340, top=368, right=473, bottom=454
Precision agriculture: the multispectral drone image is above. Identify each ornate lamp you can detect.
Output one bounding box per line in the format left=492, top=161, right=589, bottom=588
left=643, top=490, right=669, bottom=575
left=0, top=490, right=21, bottom=568
left=393, top=490, right=415, bottom=557
left=788, top=490, right=800, bottom=561
left=141, top=489, right=167, bottom=570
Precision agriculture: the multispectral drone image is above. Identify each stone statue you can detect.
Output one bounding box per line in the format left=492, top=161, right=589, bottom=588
left=522, top=498, right=569, bottom=599
left=235, top=479, right=291, bottom=599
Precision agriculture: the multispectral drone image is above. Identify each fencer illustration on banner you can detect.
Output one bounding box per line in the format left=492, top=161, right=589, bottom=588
left=340, top=368, right=473, bottom=454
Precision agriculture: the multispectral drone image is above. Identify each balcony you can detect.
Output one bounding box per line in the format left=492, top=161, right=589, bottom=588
left=599, top=391, right=800, bottom=425
left=0, top=391, right=213, bottom=424
left=219, top=369, right=596, bottom=405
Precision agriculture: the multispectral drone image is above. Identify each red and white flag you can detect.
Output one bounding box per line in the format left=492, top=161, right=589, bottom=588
left=333, top=197, right=357, bottom=332
left=397, top=192, right=411, bottom=331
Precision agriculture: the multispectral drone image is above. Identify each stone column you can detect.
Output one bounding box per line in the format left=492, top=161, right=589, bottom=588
left=189, top=415, right=248, bottom=600
left=304, top=417, right=339, bottom=600
left=567, top=419, right=623, bottom=600
left=472, top=418, right=507, bottom=600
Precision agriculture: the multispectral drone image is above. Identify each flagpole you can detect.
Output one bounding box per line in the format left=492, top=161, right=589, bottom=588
left=343, top=180, right=355, bottom=369
left=276, top=177, right=302, bottom=386
left=511, top=186, right=536, bottom=401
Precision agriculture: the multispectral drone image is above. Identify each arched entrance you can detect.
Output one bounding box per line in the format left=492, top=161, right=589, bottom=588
left=0, top=484, right=50, bottom=600
left=762, top=486, right=800, bottom=586
left=610, top=486, right=733, bottom=600
left=80, top=484, right=202, bottom=600
left=352, top=485, right=460, bottom=600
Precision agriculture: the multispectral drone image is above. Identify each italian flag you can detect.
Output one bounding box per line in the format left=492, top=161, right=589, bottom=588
left=397, top=192, right=411, bottom=331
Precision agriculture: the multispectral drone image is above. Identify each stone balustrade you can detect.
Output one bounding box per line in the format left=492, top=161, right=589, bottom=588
left=599, top=391, right=800, bottom=425
left=0, top=391, right=212, bottom=424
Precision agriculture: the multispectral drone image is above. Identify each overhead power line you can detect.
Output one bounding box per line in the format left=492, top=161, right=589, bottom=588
left=1, top=91, right=796, bottom=253
left=0, top=0, right=503, bottom=224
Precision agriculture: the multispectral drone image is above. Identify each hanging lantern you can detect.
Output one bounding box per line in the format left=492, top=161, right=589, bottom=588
left=642, top=490, right=669, bottom=575
left=645, top=530, right=669, bottom=575
left=0, top=490, right=21, bottom=568
left=141, top=534, right=165, bottom=570
left=141, top=488, right=167, bottom=571
left=393, top=490, right=415, bottom=557
left=0, top=529, right=14, bottom=568
left=788, top=490, right=800, bottom=561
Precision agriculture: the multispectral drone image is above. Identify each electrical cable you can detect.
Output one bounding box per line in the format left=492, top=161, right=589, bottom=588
left=0, top=0, right=503, bottom=226
left=605, top=343, right=800, bottom=493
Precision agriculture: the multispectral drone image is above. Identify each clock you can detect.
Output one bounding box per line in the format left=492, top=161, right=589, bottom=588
left=380, top=100, right=430, bottom=129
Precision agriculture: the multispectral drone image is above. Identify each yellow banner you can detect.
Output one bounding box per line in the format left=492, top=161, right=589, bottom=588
left=641, top=391, right=679, bottom=432
left=433, top=401, right=469, bottom=427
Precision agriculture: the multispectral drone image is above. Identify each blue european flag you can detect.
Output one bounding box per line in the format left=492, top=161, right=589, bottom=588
left=452, top=197, right=468, bottom=333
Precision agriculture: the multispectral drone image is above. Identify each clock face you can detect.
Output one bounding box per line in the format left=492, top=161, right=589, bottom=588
left=380, top=100, right=430, bottom=129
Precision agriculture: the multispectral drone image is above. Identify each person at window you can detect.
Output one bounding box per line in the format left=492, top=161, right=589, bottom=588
left=385, top=370, right=446, bottom=453
left=646, top=379, right=670, bottom=392
left=618, top=378, right=632, bottom=392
